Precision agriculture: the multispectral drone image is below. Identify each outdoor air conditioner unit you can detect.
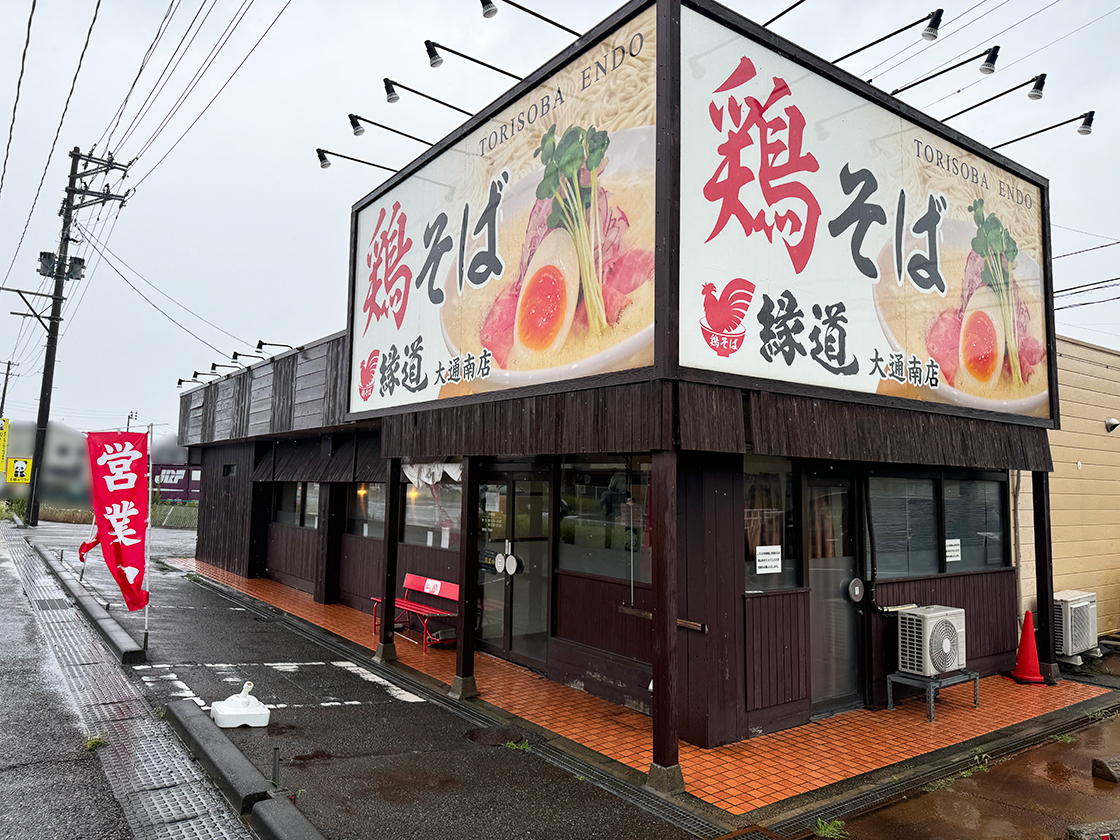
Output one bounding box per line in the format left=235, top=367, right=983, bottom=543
left=1054, top=590, right=1097, bottom=657
left=898, top=606, right=967, bottom=677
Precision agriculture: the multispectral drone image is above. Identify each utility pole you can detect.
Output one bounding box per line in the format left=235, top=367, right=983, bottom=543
left=0, top=360, right=15, bottom=418
left=23, top=146, right=128, bottom=526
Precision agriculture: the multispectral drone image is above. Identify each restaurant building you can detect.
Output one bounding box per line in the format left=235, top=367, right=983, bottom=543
left=180, top=0, right=1060, bottom=788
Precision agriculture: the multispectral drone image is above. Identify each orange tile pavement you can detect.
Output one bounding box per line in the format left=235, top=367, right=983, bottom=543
left=175, top=559, right=1111, bottom=815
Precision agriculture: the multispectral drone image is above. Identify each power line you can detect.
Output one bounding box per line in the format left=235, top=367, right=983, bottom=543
left=893, top=0, right=1063, bottom=93
left=133, top=0, right=294, bottom=188
left=96, top=0, right=181, bottom=153
left=922, top=4, right=1120, bottom=109
left=1054, top=241, right=1120, bottom=260
left=1055, top=293, right=1120, bottom=311
left=76, top=219, right=252, bottom=347
left=0, top=0, right=104, bottom=290
left=0, top=0, right=38, bottom=208
left=74, top=223, right=231, bottom=357
left=1054, top=278, right=1120, bottom=298
left=1053, top=223, right=1120, bottom=242
left=116, top=0, right=224, bottom=154
left=863, top=0, right=1007, bottom=80
left=124, top=0, right=254, bottom=159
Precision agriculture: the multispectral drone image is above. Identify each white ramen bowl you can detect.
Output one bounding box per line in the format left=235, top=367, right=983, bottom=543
left=441, top=125, right=656, bottom=389
left=873, top=218, right=1049, bottom=415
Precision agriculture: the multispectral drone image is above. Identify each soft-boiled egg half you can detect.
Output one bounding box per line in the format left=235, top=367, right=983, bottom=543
left=957, top=285, right=1005, bottom=393
left=512, top=231, right=580, bottom=362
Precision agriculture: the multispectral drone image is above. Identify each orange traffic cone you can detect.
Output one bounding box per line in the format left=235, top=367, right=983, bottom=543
left=1009, top=609, right=1045, bottom=684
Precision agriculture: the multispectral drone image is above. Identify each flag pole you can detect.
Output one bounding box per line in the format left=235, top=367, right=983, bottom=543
left=143, top=423, right=152, bottom=651
left=78, top=517, right=95, bottom=582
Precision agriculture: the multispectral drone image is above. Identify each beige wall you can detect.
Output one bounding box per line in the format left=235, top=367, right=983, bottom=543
left=1040, top=336, right=1120, bottom=634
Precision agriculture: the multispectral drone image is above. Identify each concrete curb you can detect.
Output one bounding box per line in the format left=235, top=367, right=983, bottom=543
left=164, top=699, right=272, bottom=815
left=28, top=540, right=145, bottom=664
left=250, top=797, right=328, bottom=840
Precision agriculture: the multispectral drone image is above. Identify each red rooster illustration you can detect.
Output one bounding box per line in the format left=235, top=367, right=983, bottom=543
left=358, top=349, right=380, bottom=401
left=702, top=278, right=756, bottom=333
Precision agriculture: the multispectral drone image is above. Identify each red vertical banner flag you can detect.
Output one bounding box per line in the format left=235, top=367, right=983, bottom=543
left=86, top=431, right=149, bottom=611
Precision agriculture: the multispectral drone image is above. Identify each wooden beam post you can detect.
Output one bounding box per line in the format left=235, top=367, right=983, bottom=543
left=646, top=448, right=684, bottom=794
left=1032, top=469, right=1059, bottom=680
left=451, top=456, right=480, bottom=700
left=376, top=457, right=401, bottom=663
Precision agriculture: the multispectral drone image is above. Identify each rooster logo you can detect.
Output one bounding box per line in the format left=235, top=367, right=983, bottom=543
left=700, top=278, right=756, bottom=357
left=358, top=349, right=380, bottom=401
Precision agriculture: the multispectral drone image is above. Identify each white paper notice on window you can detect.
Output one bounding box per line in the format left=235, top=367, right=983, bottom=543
left=485, top=490, right=500, bottom=512
left=441, top=526, right=451, bottom=550
left=756, top=545, right=782, bottom=574
left=946, top=538, right=961, bottom=563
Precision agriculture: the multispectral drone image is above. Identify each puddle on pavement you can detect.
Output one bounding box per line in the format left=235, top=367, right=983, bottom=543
left=292, top=748, right=333, bottom=763
left=846, top=710, right=1120, bottom=837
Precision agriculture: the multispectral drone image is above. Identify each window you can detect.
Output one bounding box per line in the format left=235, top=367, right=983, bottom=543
left=348, top=483, right=386, bottom=538
left=945, top=479, right=1005, bottom=571
left=402, top=463, right=462, bottom=549
left=744, top=456, right=799, bottom=591
left=869, top=477, right=938, bottom=578
left=558, top=456, right=650, bottom=583
left=272, top=481, right=319, bottom=529
left=222, top=464, right=237, bottom=477
left=191, top=469, right=201, bottom=482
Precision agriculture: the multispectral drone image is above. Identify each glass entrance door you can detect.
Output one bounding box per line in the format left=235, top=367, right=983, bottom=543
left=477, top=470, right=551, bottom=668
left=807, top=479, right=862, bottom=715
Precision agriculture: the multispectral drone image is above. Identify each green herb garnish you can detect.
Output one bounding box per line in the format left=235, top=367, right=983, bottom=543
left=534, top=124, right=611, bottom=336
left=969, top=198, right=1023, bottom=386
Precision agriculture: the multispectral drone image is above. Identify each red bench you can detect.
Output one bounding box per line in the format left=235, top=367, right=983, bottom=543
left=372, top=573, right=459, bottom=654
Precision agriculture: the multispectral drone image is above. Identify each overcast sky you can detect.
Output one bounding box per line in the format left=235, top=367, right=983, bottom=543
left=0, top=0, right=1115, bottom=438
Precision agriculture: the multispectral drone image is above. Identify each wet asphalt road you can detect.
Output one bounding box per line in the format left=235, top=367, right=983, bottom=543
left=28, top=522, right=695, bottom=840
left=0, top=531, right=132, bottom=840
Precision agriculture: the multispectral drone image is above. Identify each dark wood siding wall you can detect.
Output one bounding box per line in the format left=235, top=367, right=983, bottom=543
left=177, top=332, right=347, bottom=448
left=266, top=524, right=318, bottom=593
left=554, top=573, right=653, bottom=662
left=871, top=568, right=1018, bottom=703
left=677, top=452, right=747, bottom=747
left=744, top=590, right=810, bottom=731
left=196, top=442, right=269, bottom=577
left=247, top=366, right=273, bottom=438
left=381, top=382, right=675, bottom=459
left=339, top=534, right=384, bottom=613
left=751, top=390, right=1052, bottom=471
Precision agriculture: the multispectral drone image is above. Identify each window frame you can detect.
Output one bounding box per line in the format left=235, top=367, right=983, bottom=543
left=864, top=465, right=1010, bottom=578
left=272, top=481, right=319, bottom=530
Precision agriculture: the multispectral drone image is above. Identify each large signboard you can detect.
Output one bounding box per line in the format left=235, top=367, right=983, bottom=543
left=679, top=7, right=1051, bottom=420
left=349, top=6, right=657, bottom=415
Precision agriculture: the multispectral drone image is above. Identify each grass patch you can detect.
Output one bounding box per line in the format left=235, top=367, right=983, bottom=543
left=153, top=706, right=165, bottom=721
left=959, top=752, right=993, bottom=779
left=505, top=740, right=531, bottom=752
left=83, top=731, right=107, bottom=751
left=1048, top=733, right=1076, bottom=744
left=813, top=818, right=847, bottom=839
left=152, top=559, right=172, bottom=573
left=185, top=572, right=202, bottom=584
left=922, top=777, right=954, bottom=793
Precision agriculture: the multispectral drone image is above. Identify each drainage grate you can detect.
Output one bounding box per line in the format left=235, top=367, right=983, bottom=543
left=197, top=577, right=729, bottom=838
left=1, top=526, right=250, bottom=840
left=34, top=597, right=71, bottom=611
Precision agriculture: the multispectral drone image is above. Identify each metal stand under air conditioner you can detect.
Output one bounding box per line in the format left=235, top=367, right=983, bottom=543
left=886, top=669, right=980, bottom=723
